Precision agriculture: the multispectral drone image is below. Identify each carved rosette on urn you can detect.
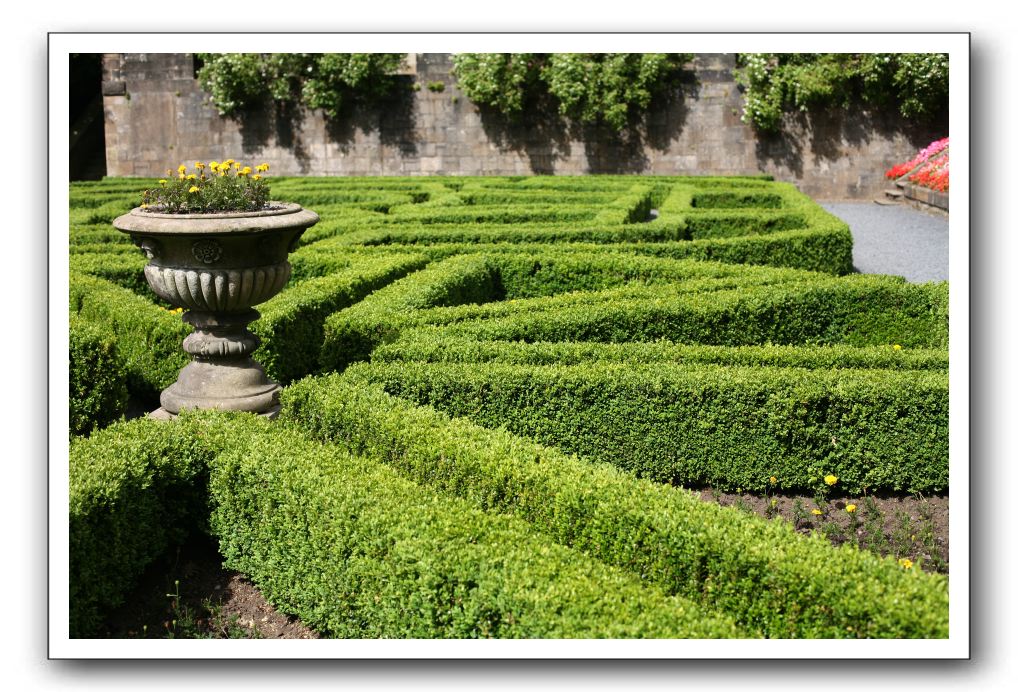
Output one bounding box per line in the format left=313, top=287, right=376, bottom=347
left=113, top=203, right=319, bottom=419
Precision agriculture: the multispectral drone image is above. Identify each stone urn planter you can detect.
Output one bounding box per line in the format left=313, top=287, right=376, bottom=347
left=113, top=203, right=319, bottom=419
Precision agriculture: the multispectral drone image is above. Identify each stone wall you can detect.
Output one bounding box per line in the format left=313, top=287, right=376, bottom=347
left=102, top=53, right=947, bottom=199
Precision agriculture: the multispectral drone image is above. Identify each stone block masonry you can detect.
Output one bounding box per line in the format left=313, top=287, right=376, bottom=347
left=102, top=53, right=947, bottom=199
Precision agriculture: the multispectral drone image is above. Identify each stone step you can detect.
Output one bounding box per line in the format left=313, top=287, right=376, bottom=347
left=884, top=188, right=904, bottom=198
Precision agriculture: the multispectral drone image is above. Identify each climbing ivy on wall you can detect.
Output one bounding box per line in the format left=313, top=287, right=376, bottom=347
left=734, top=53, right=949, bottom=133
left=195, top=53, right=407, bottom=118
left=451, top=53, right=694, bottom=132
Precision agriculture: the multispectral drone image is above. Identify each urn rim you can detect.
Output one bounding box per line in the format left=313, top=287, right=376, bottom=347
left=113, top=202, right=319, bottom=235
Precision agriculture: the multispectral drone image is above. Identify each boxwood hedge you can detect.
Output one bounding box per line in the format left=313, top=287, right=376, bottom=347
left=281, top=375, right=950, bottom=639
left=345, top=360, right=949, bottom=493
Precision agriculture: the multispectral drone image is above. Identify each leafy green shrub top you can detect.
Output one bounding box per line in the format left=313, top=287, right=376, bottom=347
left=451, top=53, right=693, bottom=132
left=140, top=160, right=270, bottom=213
left=196, top=53, right=407, bottom=118
left=735, top=53, right=949, bottom=132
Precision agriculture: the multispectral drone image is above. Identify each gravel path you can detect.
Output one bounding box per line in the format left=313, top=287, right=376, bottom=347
left=820, top=202, right=949, bottom=283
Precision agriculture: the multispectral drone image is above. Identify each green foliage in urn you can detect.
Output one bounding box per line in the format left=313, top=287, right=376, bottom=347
left=196, top=53, right=407, bottom=118
left=451, top=53, right=693, bottom=132
left=140, top=160, right=270, bottom=213
left=734, top=53, right=949, bottom=133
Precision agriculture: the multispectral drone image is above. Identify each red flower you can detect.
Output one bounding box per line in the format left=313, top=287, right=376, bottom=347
left=886, top=137, right=949, bottom=180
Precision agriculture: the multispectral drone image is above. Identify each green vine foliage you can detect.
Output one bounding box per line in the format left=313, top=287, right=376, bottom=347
left=734, top=53, right=949, bottom=133
left=196, top=53, right=407, bottom=119
left=451, top=53, right=693, bottom=132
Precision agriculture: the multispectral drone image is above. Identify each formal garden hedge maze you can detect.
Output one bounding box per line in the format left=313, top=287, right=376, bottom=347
left=68, top=175, right=950, bottom=639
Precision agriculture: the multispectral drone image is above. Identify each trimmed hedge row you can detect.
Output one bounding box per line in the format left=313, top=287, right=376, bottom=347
left=69, top=251, right=148, bottom=294
left=441, top=275, right=949, bottom=349
left=374, top=333, right=951, bottom=371
left=67, top=199, right=135, bottom=226
left=281, top=375, right=950, bottom=639
left=209, top=422, right=741, bottom=638
left=486, top=251, right=821, bottom=299
left=346, top=360, right=949, bottom=494
left=325, top=220, right=689, bottom=247
left=691, top=191, right=784, bottom=209
left=71, top=412, right=739, bottom=638
left=69, top=315, right=130, bottom=436
left=366, top=203, right=603, bottom=225
left=457, top=190, right=623, bottom=206
left=320, top=258, right=826, bottom=370
left=251, top=252, right=429, bottom=384
left=314, top=224, right=853, bottom=275
left=639, top=226, right=854, bottom=274
left=69, top=414, right=240, bottom=636
left=320, top=254, right=501, bottom=371
left=68, top=224, right=134, bottom=247
left=70, top=272, right=190, bottom=398
left=591, top=184, right=656, bottom=224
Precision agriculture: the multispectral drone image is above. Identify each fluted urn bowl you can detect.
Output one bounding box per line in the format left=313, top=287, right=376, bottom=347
left=113, top=203, right=319, bottom=418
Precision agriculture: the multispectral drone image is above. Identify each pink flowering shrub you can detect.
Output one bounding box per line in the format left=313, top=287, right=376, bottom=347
left=885, top=137, right=949, bottom=180
left=909, top=154, right=949, bottom=192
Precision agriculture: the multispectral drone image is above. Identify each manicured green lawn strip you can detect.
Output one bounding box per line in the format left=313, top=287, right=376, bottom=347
left=282, top=375, right=950, bottom=639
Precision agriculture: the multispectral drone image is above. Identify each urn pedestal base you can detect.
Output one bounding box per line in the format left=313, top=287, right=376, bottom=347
left=158, top=309, right=282, bottom=417
left=147, top=404, right=281, bottom=421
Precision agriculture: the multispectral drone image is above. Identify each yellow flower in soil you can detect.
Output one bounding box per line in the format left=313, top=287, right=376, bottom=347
left=824, top=474, right=838, bottom=486
left=186, top=174, right=197, bottom=180
left=210, top=161, right=220, bottom=171
left=811, top=508, right=823, bottom=516
left=141, top=203, right=149, bottom=208
left=769, top=476, right=777, bottom=485
left=195, top=161, right=205, bottom=170
left=252, top=174, right=262, bottom=181
left=188, top=186, right=200, bottom=193
left=898, top=558, right=913, bottom=570
left=224, top=159, right=235, bottom=166
left=242, top=166, right=252, bottom=175
left=845, top=504, right=857, bottom=513
left=178, top=164, right=187, bottom=174
left=257, top=163, right=269, bottom=172
left=159, top=179, right=167, bottom=185
left=893, top=344, right=902, bottom=351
